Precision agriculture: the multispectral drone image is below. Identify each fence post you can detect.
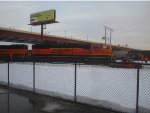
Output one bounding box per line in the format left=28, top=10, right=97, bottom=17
left=7, top=62, right=10, bottom=113
left=7, top=93, right=10, bottom=113
left=74, top=62, right=77, bottom=102
left=136, top=64, right=140, bottom=113
left=33, top=62, right=35, bottom=93
left=8, top=62, right=9, bottom=87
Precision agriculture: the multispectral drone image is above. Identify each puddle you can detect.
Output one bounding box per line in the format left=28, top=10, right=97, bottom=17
left=42, top=103, right=62, bottom=112
left=0, top=87, right=117, bottom=113
left=0, top=93, right=34, bottom=113
left=0, top=88, right=9, bottom=94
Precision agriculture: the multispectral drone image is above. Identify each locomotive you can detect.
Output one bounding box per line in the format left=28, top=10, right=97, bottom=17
left=0, top=43, right=112, bottom=64
left=0, top=45, right=28, bottom=61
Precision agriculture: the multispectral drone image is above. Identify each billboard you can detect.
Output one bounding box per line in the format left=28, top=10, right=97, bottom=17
left=30, top=9, right=56, bottom=25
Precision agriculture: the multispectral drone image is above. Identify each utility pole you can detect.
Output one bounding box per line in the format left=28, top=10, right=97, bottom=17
left=31, top=25, right=32, bottom=33
left=65, top=30, right=66, bottom=38
left=104, top=26, right=113, bottom=48
left=87, top=35, right=88, bottom=41
left=110, top=30, right=112, bottom=45
left=104, top=26, right=107, bottom=44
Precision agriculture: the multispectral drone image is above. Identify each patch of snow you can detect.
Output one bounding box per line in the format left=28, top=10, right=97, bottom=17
left=42, top=103, right=62, bottom=112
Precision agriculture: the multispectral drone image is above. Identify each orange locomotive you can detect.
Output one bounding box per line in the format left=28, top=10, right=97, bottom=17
left=32, top=43, right=112, bottom=63
left=0, top=43, right=112, bottom=63
left=0, top=45, right=28, bottom=61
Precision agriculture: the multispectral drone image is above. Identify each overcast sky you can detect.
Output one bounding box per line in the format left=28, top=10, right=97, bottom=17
left=0, top=1, right=150, bottom=50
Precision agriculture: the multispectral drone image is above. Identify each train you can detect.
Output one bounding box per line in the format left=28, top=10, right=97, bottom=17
left=0, top=43, right=112, bottom=64
left=0, top=45, right=28, bottom=61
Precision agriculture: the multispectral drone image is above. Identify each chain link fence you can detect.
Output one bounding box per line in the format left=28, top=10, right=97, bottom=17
left=9, top=62, right=33, bottom=91
left=76, top=65, right=137, bottom=113
left=35, top=63, right=75, bottom=100
left=0, top=61, right=150, bottom=113
left=139, top=64, right=150, bottom=113
left=0, top=62, right=8, bottom=85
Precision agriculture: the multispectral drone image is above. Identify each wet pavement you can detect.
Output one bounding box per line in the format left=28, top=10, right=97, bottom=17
left=0, top=86, right=119, bottom=113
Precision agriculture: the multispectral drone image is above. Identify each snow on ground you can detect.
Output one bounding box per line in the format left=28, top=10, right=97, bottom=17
left=77, top=65, right=137, bottom=111
left=0, top=62, right=150, bottom=113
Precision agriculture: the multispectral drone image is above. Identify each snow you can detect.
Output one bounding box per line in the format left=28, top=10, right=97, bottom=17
left=9, top=62, right=33, bottom=90
left=35, top=63, right=74, bottom=100
left=0, top=63, right=8, bottom=85
left=76, top=65, right=138, bottom=112
left=0, top=62, right=150, bottom=113
left=139, top=69, right=150, bottom=110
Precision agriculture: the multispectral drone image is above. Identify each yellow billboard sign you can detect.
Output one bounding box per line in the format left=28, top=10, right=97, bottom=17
left=30, top=9, right=56, bottom=25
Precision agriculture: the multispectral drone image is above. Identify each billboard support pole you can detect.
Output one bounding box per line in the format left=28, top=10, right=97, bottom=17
left=29, top=9, right=58, bottom=44
left=41, top=24, right=44, bottom=44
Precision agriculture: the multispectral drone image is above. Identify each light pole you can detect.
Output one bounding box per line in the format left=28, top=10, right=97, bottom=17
left=104, top=26, right=107, bottom=44
left=110, top=30, right=112, bottom=46
left=87, top=35, right=88, bottom=41
left=31, top=25, right=32, bottom=33
left=104, top=26, right=113, bottom=48
left=65, top=30, right=66, bottom=38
